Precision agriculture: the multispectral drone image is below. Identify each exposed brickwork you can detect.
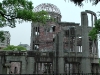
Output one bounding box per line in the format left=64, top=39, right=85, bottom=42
left=34, top=22, right=61, bottom=50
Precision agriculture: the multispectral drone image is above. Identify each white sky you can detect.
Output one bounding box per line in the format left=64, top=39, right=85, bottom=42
left=0, top=0, right=100, bottom=56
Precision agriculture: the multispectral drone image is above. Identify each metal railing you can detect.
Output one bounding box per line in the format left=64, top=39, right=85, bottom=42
left=9, top=73, right=100, bottom=75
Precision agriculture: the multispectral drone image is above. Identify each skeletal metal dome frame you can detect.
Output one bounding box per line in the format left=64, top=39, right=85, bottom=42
left=34, top=3, right=61, bottom=15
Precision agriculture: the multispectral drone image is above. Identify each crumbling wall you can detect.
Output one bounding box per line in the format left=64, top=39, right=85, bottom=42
left=33, top=22, right=61, bottom=50
left=0, top=51, right=35, bottom=74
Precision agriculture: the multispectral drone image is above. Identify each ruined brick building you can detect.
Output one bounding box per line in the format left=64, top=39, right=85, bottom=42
left=31, top=3, right=61, bottom=51
left=30, top=3, right=99, bottom=74
left=0, top=3, right=99, bottom=74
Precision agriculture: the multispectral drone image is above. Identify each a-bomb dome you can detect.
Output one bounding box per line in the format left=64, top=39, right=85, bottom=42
left=34, top=3, right=61, bottom=15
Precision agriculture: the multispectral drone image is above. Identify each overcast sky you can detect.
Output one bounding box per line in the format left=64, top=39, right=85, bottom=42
left=0, top=0, right=100, bottom=56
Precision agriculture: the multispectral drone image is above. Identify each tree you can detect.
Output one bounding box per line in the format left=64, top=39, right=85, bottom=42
left=16, top=46, right=26, bottom=51
left=0, top=0, right=49, bottom=41
left=3, top=45, right=26, bottom=51
left=67, top=0, right=100, bottom=6
left=89, top=19, right=100, bottom=40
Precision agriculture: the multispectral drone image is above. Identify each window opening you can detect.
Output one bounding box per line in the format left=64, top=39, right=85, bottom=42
left=53, top=38, right=55, bottom=42
left=34, top=44, right=39, bottom=50
left=35, top=27, right=40, bottom=35
left=52, top=26, right=55, bottom=32
left=49, top=26, right=56, bottom=33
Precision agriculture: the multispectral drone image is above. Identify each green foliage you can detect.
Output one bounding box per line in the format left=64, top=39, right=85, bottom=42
left=0, top=31, right=5, bottom=42
left=94, top=19, right=100, bottom=30
left=89, top=28, right=98, bottom=40
left=3, top=45, right=15, bottom=50
left=89, top=19, right=100, bottom=40
left=0, top=0, right=48, bottom=28
left=0, top=0, right=49, bottom=41
left=68, top=0, right=100, bottom=6
left=3, top=45, right=26, bottom=51
left=16, top=46, right=26, bottom=51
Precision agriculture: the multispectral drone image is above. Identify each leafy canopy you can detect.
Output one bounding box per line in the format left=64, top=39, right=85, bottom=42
left=68, top=0, right=100, bottom=6
left=89, top=19, right=100, bottom=40
left=0, top=0, right=48, bottom=28
left=1, top=0, right=99, bottom=42
left=3, top=45, right=26, bottom=51
left=0, top=0, right=49, bottom=41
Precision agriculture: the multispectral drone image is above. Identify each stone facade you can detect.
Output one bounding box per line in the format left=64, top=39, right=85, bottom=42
left=0, top=3, right=99, bottom=74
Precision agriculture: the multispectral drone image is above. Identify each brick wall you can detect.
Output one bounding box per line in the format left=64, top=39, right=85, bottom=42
left=35, top=22, right=61, bottom=50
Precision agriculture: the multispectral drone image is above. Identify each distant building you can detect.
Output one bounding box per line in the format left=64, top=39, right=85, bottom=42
left=18, top=44, right=30, bottom=50
left=0, top=31, right=10, bottom=49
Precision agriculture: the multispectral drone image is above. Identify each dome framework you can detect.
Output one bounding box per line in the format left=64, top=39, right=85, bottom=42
left=34, top=3, right=61, bottom=15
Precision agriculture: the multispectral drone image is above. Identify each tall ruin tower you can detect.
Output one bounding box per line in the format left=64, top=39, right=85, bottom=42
left=30, top=3, right=62, bottom=51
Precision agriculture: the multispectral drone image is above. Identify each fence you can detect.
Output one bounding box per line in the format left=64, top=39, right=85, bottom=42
left=10, top=73, right=99, bottom=75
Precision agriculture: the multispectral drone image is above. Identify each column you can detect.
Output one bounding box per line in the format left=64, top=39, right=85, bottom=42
left=81, top=11, right=91, bottom=73
left=57, top=31, right=64, bottom=74
left=20, top=56, right=26, bottom=74
left=54, top=34, right=57, bottom=74
left=30, top=22, right=35, bottom=50
left=52, top=59, right=55, bottom=73
left=0, top=56, right=2, bottom=74
left=26, top=57, right=35, bottom=74
left=96, top=33, right=99, bottom=55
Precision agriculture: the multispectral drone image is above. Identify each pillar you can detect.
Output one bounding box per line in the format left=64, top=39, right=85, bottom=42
left=97, top=33, right=100, bottom=56
left=30, top=22, right=35, bottom=50
left=52, top=59, right=55, bottom=73
left=57, top=31, right=64, bottom=74
left=81, top=11, right=91, bottom=73
left=26, top=57, right=35, bottom=74
left=0, top=56, right=2, bottom=74
left=53, top=33, right=58, bottom=74
left=20, top=56, right=26, bottom=74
